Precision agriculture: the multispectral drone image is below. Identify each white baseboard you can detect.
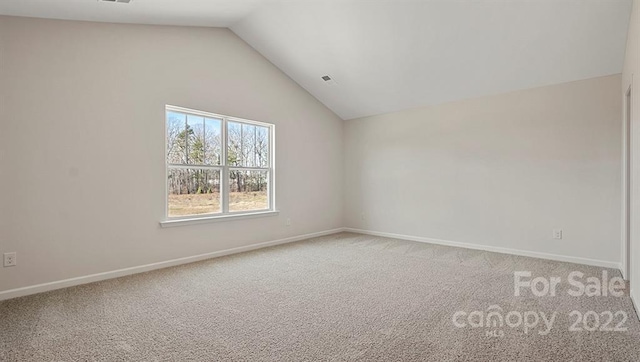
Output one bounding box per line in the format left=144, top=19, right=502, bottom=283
left=344, top=228, right=622, bottom=271
left=0, top=228, right=346, bottom=302
left=1, top=227, right=622, bottom=302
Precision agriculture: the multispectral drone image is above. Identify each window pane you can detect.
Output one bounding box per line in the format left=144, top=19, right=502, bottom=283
left=229, top=170, right=269, bottom=212
left=166, top=112, right=187, bottom=164
left=204, top=118, right=222, bottom=165
left=256, top=126, right=269, bottom=167
left=243, top=124, right=256, bottom=167
left=227, top=121, right=270, bottom=167
left=227, top=121, right=242, bottom=166
left=168, top=168, right=221, bottom=217
left=186, top=115, right=205, bottom=165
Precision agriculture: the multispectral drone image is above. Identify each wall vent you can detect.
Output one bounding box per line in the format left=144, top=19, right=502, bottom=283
left=322, top=75, right=337, bottom=86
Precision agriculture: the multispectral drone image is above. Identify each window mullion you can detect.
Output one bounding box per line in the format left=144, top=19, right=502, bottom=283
left=270, top=125, right=275, bottom=211
left=167, top=164, right=222, bottom=170
left=222, top=118, right=229, bottom=214
left=228, top=167, right=270, bottom=172
left=184, top=116, right=189, bottom=164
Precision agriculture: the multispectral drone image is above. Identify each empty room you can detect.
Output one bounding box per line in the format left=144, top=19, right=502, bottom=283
left=1, top=0, right=640, bottom=360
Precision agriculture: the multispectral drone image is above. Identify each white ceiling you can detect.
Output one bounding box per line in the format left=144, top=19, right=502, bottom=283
left=232, top=1, right=632, bottom=119
left=0, top=0, right=265, bottom=28
left=0, top=0, right=633, bottom=120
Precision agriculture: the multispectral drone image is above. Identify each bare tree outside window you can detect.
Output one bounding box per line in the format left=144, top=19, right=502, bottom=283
left=166, top=106, right=273, bottom=218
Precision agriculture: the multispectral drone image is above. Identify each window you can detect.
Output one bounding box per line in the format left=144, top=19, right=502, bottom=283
left=165, top=105, right=274, bottom=221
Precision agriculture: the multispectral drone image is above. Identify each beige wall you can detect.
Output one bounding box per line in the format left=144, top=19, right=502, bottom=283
left=0, top=14, right=628, bottom=296
left=0, top=16, right=344, bottom=292
left=344, top=75, right=622, bottom=265
left=622, top=0, right=639, bottom=302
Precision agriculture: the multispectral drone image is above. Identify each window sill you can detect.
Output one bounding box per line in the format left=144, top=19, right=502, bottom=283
left=159, top=210, right=280, bottom=228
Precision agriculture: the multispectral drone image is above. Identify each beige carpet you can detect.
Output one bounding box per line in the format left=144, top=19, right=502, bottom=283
left=1, top=232, right=639, bottom=361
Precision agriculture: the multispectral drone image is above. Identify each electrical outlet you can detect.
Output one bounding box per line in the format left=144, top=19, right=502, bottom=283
left=361, top=212, right=366, bottom=221
left=285, top=218, right=291, bottom=227
left=4, top=252, right=16, bottom=267
left=553, top=229, right=563, bottom=240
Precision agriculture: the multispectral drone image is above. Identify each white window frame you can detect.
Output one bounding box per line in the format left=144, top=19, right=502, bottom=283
left=161, top=105, right=277, bottom=227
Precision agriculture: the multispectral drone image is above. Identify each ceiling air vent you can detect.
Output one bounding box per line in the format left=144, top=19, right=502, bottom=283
left=321, top=75, right=337, bottom=86
left=98, top=0, right=132, bottom=3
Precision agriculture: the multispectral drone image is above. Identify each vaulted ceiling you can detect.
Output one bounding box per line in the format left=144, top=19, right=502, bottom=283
left=0, top=0, right=632, bottom=120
